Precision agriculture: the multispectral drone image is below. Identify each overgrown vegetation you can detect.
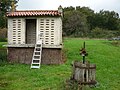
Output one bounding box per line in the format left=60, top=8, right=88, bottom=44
left=0, top=38, right=120, bottom=90
left=111, top=40, right=120, bottom=46
left=63, top=6, right=120, bottom=38
left=0, top=0, right=19, bottom=28
left=89, top=27, right=119, bottom=38
left=0, top=42, right=7, bottom=48
left=0, top=28, right=7, bottom=42
left=0, top=42, right=7, bottom=64
left=0, top=49, right=7, bottom=64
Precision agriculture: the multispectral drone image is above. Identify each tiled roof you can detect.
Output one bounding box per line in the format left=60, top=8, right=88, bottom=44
left=7, top=10, right=61, bottom=17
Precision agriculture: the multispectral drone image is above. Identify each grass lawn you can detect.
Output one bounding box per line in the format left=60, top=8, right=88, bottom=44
left=0, top=42, right=7, bottom=49
left=0, top=38, right=120, bottom=90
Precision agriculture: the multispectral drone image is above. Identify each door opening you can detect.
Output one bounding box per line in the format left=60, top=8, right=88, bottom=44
left=26, top=19, right=36, bottom=44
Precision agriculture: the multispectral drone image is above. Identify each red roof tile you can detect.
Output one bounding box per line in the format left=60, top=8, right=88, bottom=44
left=7, top=10, right=61, bottom=17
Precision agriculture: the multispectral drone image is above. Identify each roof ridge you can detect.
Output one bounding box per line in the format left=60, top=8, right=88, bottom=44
left=14, top=10, right=58, bottom=12
left=7, top=10, right=61, bottom=17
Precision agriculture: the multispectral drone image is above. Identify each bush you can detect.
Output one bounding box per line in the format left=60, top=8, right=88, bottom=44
left=0, top=49, right=7, bottom=63
left=89, top=27, right=118, bottom=38
left=0, top=28, right=7, bottom=42
left=111, top=41, right=120, bottom=46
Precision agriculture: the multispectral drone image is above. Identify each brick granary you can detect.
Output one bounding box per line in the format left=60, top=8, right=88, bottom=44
left=6, top=6, right=63, bottom=66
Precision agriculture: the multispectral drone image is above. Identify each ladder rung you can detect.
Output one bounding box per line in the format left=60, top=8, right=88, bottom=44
left=32, top=63, right=40, bottom=64
left=34, top=55, right=40, bottom=57
left=34, top=54, right=40, bottom=56
left=33, top=59, right=40, bottom=61
left=31, top=66, right=40, bottom=69
left=36, top=47, right=42, bottom=48
left=33, top=58, right=40, bottom=59
left=33, top=58, right=40, bottom=60
left=35, top=51, right=41, bottom=53
left=34, top=53, right=40, bottom=55
left=34, top=51, right=41, bottom=52
left=34, top=51, right=41, bottom=53
left=35, top=47, right=42, bottom=49
left=34, top=51, right=40, bottom=53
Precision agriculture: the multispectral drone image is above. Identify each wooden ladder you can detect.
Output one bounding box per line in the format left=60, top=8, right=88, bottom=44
left=31, top=40, right=42, bottom=69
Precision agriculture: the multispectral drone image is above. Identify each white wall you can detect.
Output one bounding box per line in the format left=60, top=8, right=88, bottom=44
left=37, top=17, right=62, bottom=46
left=8, top=17, right=62, bottom=46
left=8, top=18, right=25, bottom=44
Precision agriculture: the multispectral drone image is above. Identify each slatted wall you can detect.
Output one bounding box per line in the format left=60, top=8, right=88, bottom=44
left=8, top=17, right=62, bottom=46
left=8, top=18, right=25, bottom=44
left=37, top=18, right=62, bottom=45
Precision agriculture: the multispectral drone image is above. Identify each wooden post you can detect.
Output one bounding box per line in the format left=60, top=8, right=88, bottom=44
left=83, top=42, right=85, bottom=64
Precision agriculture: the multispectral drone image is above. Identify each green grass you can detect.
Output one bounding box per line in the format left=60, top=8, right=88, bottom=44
left=0, top=38, right=120, bottom=90
left=0, top=42, right=7, bottom=48
left=0, top=42, right=7, bottom=63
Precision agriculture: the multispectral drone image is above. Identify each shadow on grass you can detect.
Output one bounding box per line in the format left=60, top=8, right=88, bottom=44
left=0, top=49, right=7, bottom=66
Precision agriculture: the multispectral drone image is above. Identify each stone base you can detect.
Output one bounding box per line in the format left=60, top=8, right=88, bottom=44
left=8, top=47, right=64, bottom=64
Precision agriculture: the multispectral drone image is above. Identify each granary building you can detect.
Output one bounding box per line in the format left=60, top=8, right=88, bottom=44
left=6, top=6, right=63, bottom=67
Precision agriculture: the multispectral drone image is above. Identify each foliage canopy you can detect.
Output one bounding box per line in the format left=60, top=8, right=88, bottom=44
left=0, top=0, right=18, bottom=28
left=63, top=6, right=120, bottom=38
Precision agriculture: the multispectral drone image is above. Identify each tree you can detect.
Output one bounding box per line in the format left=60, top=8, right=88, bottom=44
left=63, top=6, right=120, bottom=38
left=76, top=6, right=95, bottom=31
left=63, top=6, right=75, bottom=12
left=90, top=10, right=120, bottom=30
left=0, top=0, right=19, bottom=28
left=63, top=10, right=88, bottom=37
left=76, top=6, right=94, bottom=17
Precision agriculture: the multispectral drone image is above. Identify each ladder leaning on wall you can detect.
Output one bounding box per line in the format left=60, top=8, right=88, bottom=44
left=31, top=40, right=42, bottom=69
